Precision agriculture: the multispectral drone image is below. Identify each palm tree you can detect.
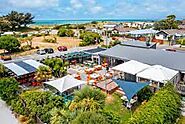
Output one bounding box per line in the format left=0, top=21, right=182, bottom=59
left=69, top=86, right=106, bottom=111
left=35, top=65, right=52, bottom=82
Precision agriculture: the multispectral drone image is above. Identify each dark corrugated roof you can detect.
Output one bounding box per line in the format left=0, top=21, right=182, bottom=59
left=121, top=40, right=156, bottom=48
left=99, top=45, right=185, bottom=72
left=84, top=47, right=106, bottom=54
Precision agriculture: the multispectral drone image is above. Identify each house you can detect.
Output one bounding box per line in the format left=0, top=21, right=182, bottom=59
left=125, top=29, right=159, bottom=37
left=155, top=29, right=185, bottom=41
left=113, top=26, right=135, bottom=35
left=121, top=39, right=157, bottom=49
left=85, top=28, right=103, bottom=34
left=103, top=22, right=118, bottom=31
left=49, top=29, right=58, bottom=35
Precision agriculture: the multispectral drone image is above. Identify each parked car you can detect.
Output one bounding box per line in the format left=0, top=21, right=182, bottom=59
left=165, top=48, right=176, bottom=52
left=0, top=55, right=12, bottom=61
left=37, top=49, right=46, bottom=55
left=44, top=48, right=54, bottom=54
left=58, top=46, right=67, bottom=51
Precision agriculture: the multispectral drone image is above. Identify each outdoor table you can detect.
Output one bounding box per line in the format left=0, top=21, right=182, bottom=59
left=94, top=65, right=102, bottom=71
left=105, top=73, right=111, bottom=78
left=85, top=68, right=95, bottom=74
left=89, top=80, right=96, bottom=85
left=90, top=73, right=100, bottom=79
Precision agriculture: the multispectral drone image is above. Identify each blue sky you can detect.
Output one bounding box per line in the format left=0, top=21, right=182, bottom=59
left=0, top=0, right=184, bottom=20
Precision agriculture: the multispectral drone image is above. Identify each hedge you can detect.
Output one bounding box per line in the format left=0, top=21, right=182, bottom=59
left=128, top=83, right=181, bottom=124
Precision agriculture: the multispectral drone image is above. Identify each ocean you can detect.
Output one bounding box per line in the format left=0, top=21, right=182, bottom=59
left=33, top=19, right=155, bottom=25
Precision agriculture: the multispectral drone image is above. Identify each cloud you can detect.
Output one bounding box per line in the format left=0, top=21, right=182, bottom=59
left=70, top=0, right=83, bottom=9
left=89, top=6, right=103, bottom=14
left=7, top=0, right=59, bottom=8
left=1, top=0, right=185, bottom=19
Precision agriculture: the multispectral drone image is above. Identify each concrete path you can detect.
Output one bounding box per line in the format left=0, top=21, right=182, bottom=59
left=0, top=100, right=19, bottom=124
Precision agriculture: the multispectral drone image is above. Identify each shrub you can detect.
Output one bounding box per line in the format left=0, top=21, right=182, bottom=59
left=176, top=38, right=185, bottom=45
left=0, top=78, right=19, bottom=103
left=128, top=83, right=181, bottom=124
left=72, top=111, right=107, bottom=124
left=0, top=35, right=20, bottom=52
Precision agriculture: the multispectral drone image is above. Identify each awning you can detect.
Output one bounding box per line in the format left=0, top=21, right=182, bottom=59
left=112, top=60, right=150, bottom=75
left=44, top=75, right=86, bottom=93
left=113, top=79, right=149, bottom=101
left=136, top=65, right=178, bottom=83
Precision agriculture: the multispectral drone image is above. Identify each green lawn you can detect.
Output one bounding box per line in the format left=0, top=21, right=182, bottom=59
left=104, top=93, right=131, bottom=124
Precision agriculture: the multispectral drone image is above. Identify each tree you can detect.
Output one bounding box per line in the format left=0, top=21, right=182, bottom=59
left=69, top=86, right=106, bottom=111
left=0, top=35, right=20, bottom=52
left=71, top=111, right=108, bottom=124
left=1, top=11, right=34, bottom=31
left=57, top=27, right=74, bottom=37
left=50, top=108, right=74, bottom=124
left=0, top=78, right=19, bottom=102
left=79, top=31, right=101, bottom=46
left=20, top=91, right=64, bottom=123
left=44, top=58, right=67, bottom=78
left=22, top=13, right=34, bottom=27
left=35, top=65, right=52, bottom=82
left=154, top=15, right=179, bottom=30
left=137, top=86, right=153, bottom=103
left=128, top=83, right=181, bottom=124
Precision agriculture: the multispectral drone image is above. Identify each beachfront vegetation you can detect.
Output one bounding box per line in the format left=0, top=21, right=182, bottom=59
left=0, top=35, right=20, bottom=52
left=128, top=83, right=181, bottom=124
left=154, top=15, right=180, bottom=30
left=35, top=65, right=52, bottom=82
left=79, top=31, right=101, bottom=46
left=58, top=27, right=75, bottom=37
left=0, top=11, right=34, bottom=31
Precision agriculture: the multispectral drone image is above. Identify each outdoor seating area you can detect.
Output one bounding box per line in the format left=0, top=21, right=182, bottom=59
left=66, top=61, right=116, bottom=92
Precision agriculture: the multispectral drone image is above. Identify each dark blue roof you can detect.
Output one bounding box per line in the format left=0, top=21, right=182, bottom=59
left=14, top=61, right=36, bottom=73
left=113, top=79, right=149, bottom=100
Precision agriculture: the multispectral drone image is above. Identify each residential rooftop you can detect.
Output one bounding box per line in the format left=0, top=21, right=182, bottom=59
left=99, top=44, right=185, bottom=72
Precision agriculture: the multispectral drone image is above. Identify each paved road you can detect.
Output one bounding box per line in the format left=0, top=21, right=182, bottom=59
left=2, top=46, right=98, bottom=64
left=0, top=100, right=18, bottom=124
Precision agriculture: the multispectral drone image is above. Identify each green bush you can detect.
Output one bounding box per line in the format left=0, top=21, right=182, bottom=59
left=58, top=28, right=74, bottom=37
left=20, top=91, right=64, bottom=123
left=72, top=111, right=107, bottom=124
left=177, top=38, right=185, bottom=45
left=0, top=35, right=20, bottom=52
left=0, top=78, right=19, bottom=103
left=79, top=31, right=101, bottom=46
left=43, top=37, right=57, bottom=43
left=128, top=83, right=181, bottom=124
